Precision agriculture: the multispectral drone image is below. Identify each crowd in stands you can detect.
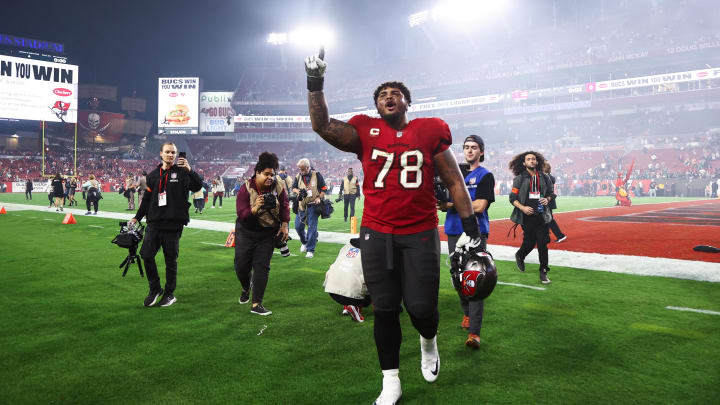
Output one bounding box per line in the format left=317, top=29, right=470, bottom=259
left=233, top=0, right=720, bottom=104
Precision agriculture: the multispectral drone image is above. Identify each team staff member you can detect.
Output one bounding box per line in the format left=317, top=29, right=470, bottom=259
left=339, top=167, right=361, bottom=222
left=438, top=135, right=494, bottom=349
left=509, top=151, right=555, bottom=284
left=544, top=163, right=567, bottom=243
left=292, top=158, right=327, bottom=258
left=211, top=176, right=225, bottom=208
left=305, top=49, right=481, bottom=405
left=130, top=142, right=203, bottom=307
left=234, top=152, right=290, bottom=316
left=136, top=171, right=147, bottom=208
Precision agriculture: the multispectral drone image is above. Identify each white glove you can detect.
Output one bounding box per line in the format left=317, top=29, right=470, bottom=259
left=454, top=232, right=483, bottom=254
left=304, top=54, right=327, bottom=78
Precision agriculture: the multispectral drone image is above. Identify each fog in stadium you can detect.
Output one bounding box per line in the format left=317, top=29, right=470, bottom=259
left=1, top=1, right=719, bottom=404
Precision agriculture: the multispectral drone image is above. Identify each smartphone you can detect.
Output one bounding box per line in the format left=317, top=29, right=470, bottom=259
left=179, top=151, right=186, bottom=159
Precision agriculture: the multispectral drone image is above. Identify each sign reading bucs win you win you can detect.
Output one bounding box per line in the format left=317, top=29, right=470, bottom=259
left=158, top=77, right=199, bottom=135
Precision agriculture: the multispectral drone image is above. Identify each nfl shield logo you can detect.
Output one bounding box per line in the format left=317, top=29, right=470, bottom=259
left=171, top=173, right=177, bottom=179
left=469, top=177, right=476, bottom=185
left=396, top=131, right=402, bottom=138
left=346, top=247, right=359, bottom=258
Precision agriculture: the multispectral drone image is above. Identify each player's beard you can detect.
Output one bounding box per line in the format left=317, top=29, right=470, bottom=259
left=380, top=109, right=404, bottom=128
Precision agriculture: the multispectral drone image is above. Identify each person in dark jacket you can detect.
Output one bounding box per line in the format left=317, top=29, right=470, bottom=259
left=51, top=173, right=64, bottom=212
left=544, top=163, right=567, bottom=243
left=234, top=152, right=290, bottom=316
left=25, top=179, right=33, bottom=200
left=509, top=151, right=555, bottom=284
left=129, top=142, right=203, bottom=307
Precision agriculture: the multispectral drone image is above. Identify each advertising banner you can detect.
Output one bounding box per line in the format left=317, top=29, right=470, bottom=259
left=158, top=77, right=199, bottom=134
left=0, top=54, right=79, bottom=123
left=199, top=92, right=234, bottom=133
left=588, top=68, right=720, bottom=92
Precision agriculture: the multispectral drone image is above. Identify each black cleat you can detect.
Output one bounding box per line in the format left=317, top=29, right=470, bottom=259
left=250, top=304, right=272, bottom=316
left=158, top=293, right=177, bottom=307
left=540, top=267, right=551, bottom=284
left=515, top=253, right=525, bottom=272
left=144, top=288, right=163, bottom=307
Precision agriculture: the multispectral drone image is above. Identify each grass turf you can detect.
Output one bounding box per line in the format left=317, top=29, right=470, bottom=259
left=0, top=207, right=719, bottom=404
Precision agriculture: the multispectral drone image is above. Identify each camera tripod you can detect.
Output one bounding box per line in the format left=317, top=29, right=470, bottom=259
left=119, top=245, right=144, bottom=277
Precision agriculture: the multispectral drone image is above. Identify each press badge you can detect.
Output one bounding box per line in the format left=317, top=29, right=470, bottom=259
left=529, top=192, right=541, bottom=199
left=306, top=189, right=313, bottom=197
left=158, top=192, right=167, bottom=206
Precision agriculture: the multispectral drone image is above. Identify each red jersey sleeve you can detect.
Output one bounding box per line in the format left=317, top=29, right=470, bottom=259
left=431, top=118, right=453, bottom=156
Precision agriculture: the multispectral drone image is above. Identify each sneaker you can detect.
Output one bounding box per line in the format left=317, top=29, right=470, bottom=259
left=557, top=235, right=567, bottom=243
left=238, top=290, right=250, bottom=304
left=540, top=267, right=551, bottom=284
left=211, top=206, right=215, bottom=209
left=466, top=333, right=481, bottom=349
left=300, top=244, right=307, bottom=252
left=306, top=251, right=314, bottom=258
left=144, top=288, right=163, bottom=307
left=250, top=304, right=272, bottom=316
left=460, top=315, right=470, bottom=330
left=158, top=293, right=177, bottom=307
left=420, top=336, right=440, bottom=383
left=515, top=253, right=525, bottom=272
left=373, top=375, right=402, bottom=405
left=342, top=305, right=349, bottom=315
left=346, top=305, right=364, bottom=323
left=92, top=212, right=97, bottom=215
left=85, top=211, right=91, bottom=215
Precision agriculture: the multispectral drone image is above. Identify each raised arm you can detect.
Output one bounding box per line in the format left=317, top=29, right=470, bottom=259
left=308, top=93, right=360, bottom=153
left=305, top=47, right=360, bottom=153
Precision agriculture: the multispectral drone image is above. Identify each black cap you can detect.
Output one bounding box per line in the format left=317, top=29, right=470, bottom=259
left=463, top=135, right=485, bottom=162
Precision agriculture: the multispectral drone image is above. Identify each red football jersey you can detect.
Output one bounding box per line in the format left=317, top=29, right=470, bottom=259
left=348, top=115, right=452, bottom=234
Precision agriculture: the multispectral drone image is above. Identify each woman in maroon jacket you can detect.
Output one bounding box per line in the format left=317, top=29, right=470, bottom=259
left=234, top=152, right=290, bottom=316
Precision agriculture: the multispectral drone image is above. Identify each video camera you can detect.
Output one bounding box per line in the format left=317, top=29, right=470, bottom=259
left=111, top=221, right=145, bottom=277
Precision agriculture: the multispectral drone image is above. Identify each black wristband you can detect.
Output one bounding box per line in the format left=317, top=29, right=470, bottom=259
left=307, top=76, right=324, bottom=92
left=461, top=216, right=480, bottom=239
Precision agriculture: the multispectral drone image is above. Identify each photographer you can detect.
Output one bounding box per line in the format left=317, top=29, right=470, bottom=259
left=234, top=152, right=290, bottom=316
left=339, top=167, right=361, bottom=222
left=129, top=142, right=203, bottom=307
left=509, top=151, right=555, bottom=284
left=82, top=174, right=101, bottom=215
left=292, top=158, right=327, bottom=258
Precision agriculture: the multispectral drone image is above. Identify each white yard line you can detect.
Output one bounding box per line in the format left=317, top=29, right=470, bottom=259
left=665, top=306, right=720, bottom=316
left=497, top=281, right=546, bottom=291
left=88, top=225, right=104, bottom=228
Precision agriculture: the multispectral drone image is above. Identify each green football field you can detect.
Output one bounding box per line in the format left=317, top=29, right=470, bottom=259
left=0, top=193, right=719, bottom=404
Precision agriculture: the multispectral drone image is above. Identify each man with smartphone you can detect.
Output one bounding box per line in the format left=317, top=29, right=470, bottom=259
left=129, top=143, right=203, bottom=307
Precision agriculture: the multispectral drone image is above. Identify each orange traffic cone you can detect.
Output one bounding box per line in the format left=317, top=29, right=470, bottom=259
left=0, top=206, right=6, bottom=214
left=62, top=213, right=76, bottom=224
left=225, top=230, right=235, bottom=247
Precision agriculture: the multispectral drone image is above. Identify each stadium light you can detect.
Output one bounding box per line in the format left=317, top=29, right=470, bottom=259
left=409, top=0, right=509, bottom=27
left=267, top=32, right=288, bottom=45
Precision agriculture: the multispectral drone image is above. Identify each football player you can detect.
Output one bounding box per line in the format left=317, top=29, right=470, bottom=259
left=306, top=49, right=482, bottom=405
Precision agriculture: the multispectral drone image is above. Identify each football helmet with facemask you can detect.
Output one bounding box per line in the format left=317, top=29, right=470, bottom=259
left=449, top=245, right=497, bottom=301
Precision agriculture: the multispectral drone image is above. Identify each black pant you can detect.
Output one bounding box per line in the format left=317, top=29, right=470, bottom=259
left=234, top=225, right=275, bottom=304
left=448, top=234, right=486, bottom=336
left=517, top=215, right=550, bottom=268
left=213, top=193, right=223, bottom=207
left=140, top=225, right=182, bottom=294
left=343, top=194, right=356, bottom=220
left=548, top=219, right=565, bottom=240
left=360, top=226, right=441, bottom=370
left=25, top=190, right=32, bottom=199
left=86, top=197, right=98, bottom=213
